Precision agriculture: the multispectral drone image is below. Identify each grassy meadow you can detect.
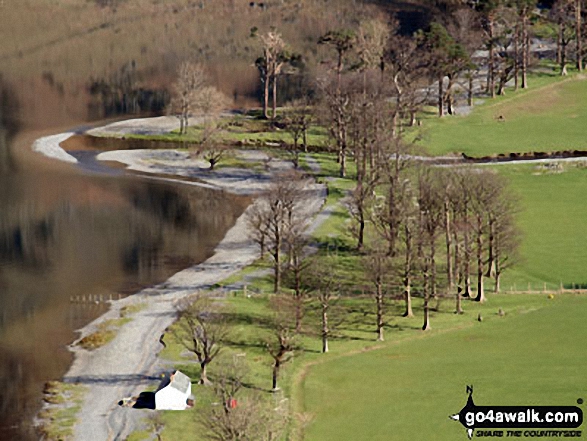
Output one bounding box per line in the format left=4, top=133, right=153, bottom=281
left=497, top=163, right=587, bottom=290
left=301, top=293, right=587, bottom=441
left=416, top=73, right=587, bottom=157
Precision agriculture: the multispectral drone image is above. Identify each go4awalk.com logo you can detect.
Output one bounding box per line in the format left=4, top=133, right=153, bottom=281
left=450, top=386, right=584, bottom=439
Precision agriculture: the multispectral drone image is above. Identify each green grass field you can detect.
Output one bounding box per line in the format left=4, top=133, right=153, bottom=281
left=127, top=70, right=587, bottom=441
left=417, top=73, right=587, bottom=157
left=301, top=293, right=587, bottom=441
left=496, top=163, right=587, bottom=290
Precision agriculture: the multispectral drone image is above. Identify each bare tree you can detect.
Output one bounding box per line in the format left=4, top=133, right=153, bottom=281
left=551, top=0, right=575, bottom=75
left=211, top=356, right=248, bottom=414
left=314, top=271, right=339, bottom=353
left=282, top=99, right=314, bottom=167
left=195, top=123, right=231, bottom=170
left=255, top=56, right=270, bottom=119
left=492, top=211, right=521, bottom=293
left=174, top=292, right=229, bottom=384
left=316, top=72, right=353, bottom=177
left=483, top=175, right=521, bottom=293
left=247, top=171, right=309, bottom=293
left=493, top=6, right=518, bottom=96
left=370, top=137, right=414, bottom=257
left=399, top=195, right=419, bottom=318
left=148, top=412, right=164, bottom=441
left=417, top=168, right=444, bottom=331
left=477, top=0, right=505, bottom=98
left=319, top=29, right=356, bottom=91
left=575, top=0, right=583, bottom=71
left=346, top=90, right=388, bottom=250
left=447, top=7, right=483, bottom=106
left=283, top=214, right=311, bottom=334
left=419, top=22, right=472, bottom=116
left=200, top=359, right=287, bottom=441
left=296, top=258, right=342, bottom=353
left=169, top=63, right=206, bottom=135
left=363, top=246, right=391, bottom=341
left=516, top=0, right=536, bottom=89
left=468, top=169, right=506, bottom=302
left=260, top=31, right=289, bottom=120
left=266, top=296, right=297, bottom=391
left=444, top=168, right=470, bottom=314
left=452, top=168, right=474, bottom=300
left=201, top=392, right=287, bottom=441
left=196, top=86, right=230, bottom=120
left=355, top=18, right=390, bottom=93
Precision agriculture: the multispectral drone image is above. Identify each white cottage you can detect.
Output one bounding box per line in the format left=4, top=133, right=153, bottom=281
left=154, top=370, right=193, bottom=410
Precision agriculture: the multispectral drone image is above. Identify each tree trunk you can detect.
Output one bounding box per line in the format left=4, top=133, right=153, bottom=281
left=561, top=42, right=568, bottom=76
left=488, top=16, right=496, bottom=98
left=272, top=75, right=278, bottom=119
left=376, top=280, right=384, bottom=341
left=422, top=297, right=431, bottom=331
left=340, top=144, right=346, bottom=178
left=522, top=12, right=528, bottom=89
left=403, top=282, right=413, bottom=318
left=391, top=110, right=398, bottom=138
left=456, top=288, right=464, bottom=314
left=485, top=218, right=496, bottom=278
left=337, top=51, right=343, bottom=92
left=474, top=215, right=486, bottom=302
left=577, top=0, right=583, bottom=71
left=445, top=201, right=453, bottom=291
left=322, top=305, right=329, bottom=353
left=514, top=20, right=520, bottom=91
left=358, top=207, right=365, bottom=251
left=495, top=271, right=501, bottom=293
left=403, top=230, right=414, bottom=318
left=430, top=234, right=437, bottom=299
left=272, top=359, right=280, bottom=391
left=445, top=75, right=454, bottom=115
left=295, top=294, right=303, bottom=334
left=463, top=208, right=472, bottom=298
left=273, top=227, right=281, bottom=293
left=557, top=18, right=563, bottom=66
left=468, top=70, right=474, bottom=106
left=263, top=78, right=269, bottom=119
left=200, top=362, right=210, bottom=385
left=422, top=252, right=431, bottom=331
left=438, top=74, right=444, bottom=117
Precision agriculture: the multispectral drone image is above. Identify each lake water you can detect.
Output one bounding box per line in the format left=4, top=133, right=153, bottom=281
left=0, top=131, right=248, bottom=440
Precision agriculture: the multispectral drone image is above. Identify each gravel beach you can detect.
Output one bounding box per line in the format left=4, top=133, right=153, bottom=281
left=32, top=116, right=326, bottom=440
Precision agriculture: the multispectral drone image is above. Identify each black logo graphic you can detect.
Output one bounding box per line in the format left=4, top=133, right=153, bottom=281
left=450, top=386, right=583, bottom=439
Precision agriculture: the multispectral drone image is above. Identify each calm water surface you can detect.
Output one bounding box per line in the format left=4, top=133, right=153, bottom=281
left=0, top=131, right=248, bottom=440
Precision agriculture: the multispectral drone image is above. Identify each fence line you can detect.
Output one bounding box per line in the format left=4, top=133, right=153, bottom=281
left=69, top=293, right=124, bottom=304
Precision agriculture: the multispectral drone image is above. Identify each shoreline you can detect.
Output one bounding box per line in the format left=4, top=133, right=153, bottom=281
left=31, top=116, right=327, bottom=440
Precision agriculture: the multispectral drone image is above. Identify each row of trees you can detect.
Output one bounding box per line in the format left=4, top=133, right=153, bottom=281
left=172, top=294, right=289, bottom=440
left=162, top=1, right=585, bottom=141
left=253, top=0, right=586, bottom=126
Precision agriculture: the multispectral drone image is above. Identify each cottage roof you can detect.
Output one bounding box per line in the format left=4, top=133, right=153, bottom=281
left=156, top=370, right=191, bottom=394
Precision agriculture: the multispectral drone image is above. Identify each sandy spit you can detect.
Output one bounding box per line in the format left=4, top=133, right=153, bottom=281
left=31, top=132, right=78, bottom=163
